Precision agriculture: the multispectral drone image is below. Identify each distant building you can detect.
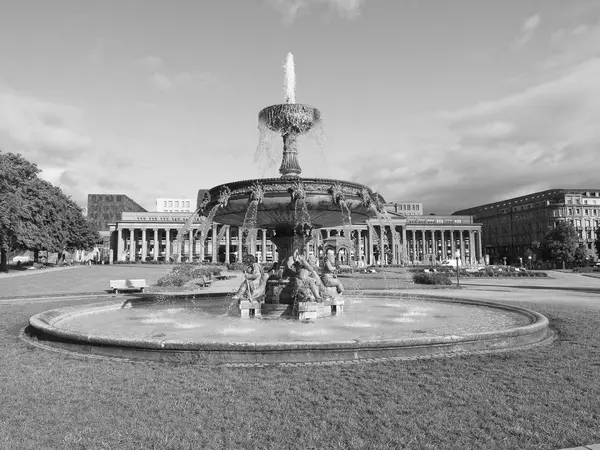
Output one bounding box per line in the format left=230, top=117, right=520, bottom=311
left=87, top=194, right=147, bottom=232
left=156, top=197, right=195, bottom=213
left=103, top=195, right=482, bottom=266
left=385, top=201, right=423, bottom=216
left=453, top=189, right=600, bottom=264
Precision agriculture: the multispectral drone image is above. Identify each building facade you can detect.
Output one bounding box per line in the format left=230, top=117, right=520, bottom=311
left=87, top=194, right=147, bottom=232
left=156, top=198, right=196, bottom=213
left=453, top=188, right=600, bottom=264
left=106, top=203, right=483, bottom=266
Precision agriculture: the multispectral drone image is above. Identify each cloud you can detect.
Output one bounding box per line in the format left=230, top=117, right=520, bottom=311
left=137, top=55, right=163, bottom=71
left=87, top=38, right=106, bottom=66
left=512, top=14, right=541, bottom=48
left=136, top=55, right=215, bottom=91
left=268, top=0, right=364, bottom=23
left=349, top=58, right=600, bottom=213
left=149, top=71, right=194, bottom=91
left=0, top=87, right=92, bottom=164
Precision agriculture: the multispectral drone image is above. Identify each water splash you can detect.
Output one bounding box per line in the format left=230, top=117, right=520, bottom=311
left=255, top=122, right=279, bottom=176
left=172, top=209, right=203, bottom=262
left=284, top=52, right=296, bottom=104
left=240, top=182, right=264, bottom=257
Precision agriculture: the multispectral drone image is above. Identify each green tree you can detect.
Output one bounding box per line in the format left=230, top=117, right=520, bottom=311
left=542, top=221, right=579, bottom=267
left=0, top=152, right=41, bottom=269
left=574, top=246, right=592, bottom=266
left=0, top=151, right=100, bottom=270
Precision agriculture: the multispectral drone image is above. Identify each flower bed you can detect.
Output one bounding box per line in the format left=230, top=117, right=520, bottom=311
left=156, top=264, right=224, bottom=287
left=412, top=272, right=452, bottom=285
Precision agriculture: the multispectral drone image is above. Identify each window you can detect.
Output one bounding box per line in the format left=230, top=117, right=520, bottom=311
left=568, top=208, right=573, bottom=215
left=175, top=201, right=179, bottom=207
left=186, top=201, right=190, bottom=207
left=164, top=201, right=167, bottom=207
left=576, top=208, right=581, bottom=215
left=575, top=219, right=582, bottom=227
left=566, top=197, right=572, bottom=204
left=575, top=197, right=581, bottom=204
left=168, top=201, right=173, bottom=207
left=585, top=220, right=590, bottom=227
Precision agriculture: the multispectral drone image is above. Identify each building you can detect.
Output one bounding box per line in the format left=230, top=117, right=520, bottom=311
left=87, top=194, right=147, bottom=232
left=105, top=197, right=483, bottom=266
left=156, top=198, right=196, bottom=213
left=453, top=188, right=600, bottom=264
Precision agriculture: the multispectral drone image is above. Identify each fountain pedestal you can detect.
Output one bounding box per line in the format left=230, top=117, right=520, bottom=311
left=239, top=300, right=262, bottom=318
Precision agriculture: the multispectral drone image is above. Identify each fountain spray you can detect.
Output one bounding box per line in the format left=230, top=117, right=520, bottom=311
left=284, top=52, right=296, bottom=104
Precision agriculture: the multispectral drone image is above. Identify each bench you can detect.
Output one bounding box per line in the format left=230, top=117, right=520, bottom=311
left=110, top=279, right=147, bottom=294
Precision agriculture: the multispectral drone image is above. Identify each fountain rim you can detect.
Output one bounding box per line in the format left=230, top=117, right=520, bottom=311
left=26, top=295, right=550, bottom=361
left=204, top=177, right=377, bottom=195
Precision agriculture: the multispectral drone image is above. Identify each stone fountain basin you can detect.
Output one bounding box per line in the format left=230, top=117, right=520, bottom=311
left=258, top=104, right=321, bottom=134
left=202, top=178, right=378, bottom=228
left=25, top=294, right=551, bottom=364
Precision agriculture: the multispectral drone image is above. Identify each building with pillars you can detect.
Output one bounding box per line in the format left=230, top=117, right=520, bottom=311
left=105, top=203, right=483, bottom=266
left=454, top=188, right=600, bottom=264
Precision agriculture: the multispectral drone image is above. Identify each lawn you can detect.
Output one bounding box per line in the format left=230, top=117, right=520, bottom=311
left=1, top=295, right=599, bottom=450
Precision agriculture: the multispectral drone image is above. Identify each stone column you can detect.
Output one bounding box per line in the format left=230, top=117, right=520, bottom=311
left=469, top=230, right=475, bottom=265
left=117, top=228, right=124, bottom=261
left=478, top=230, right=483, bottom=262
left=391, top=227, right=398, bottom=264
left=262, top=229, right=267, bottom=263
left=327, top=229, right=331, bottom=238
left=165, top=228, right=171, bottom=261
left=440, top=230, right=445, bottom=261
left=212, top=224, right=218, bottom=263
left=129, top=229, right=136, bottom=263
left=225, top=226, right=231, bottom=264
left=401, top=226, right=407, bottom=264
left=141, top=228, right=147, bottom=262
left=459, top=230, right=465, bottom=263
left=368, top=226, right=374, bottom=265
left=199, top=230, right=205, bottom=261
left=411, top=230, right=417, bottom=262
left=450, top=230, right=456, bottom=257
left=153, top=229, right=159, bottom=261
left=189, top=229, right=194, bottom=261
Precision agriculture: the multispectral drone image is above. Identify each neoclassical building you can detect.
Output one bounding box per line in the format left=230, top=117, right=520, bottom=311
left=105, top=205, right=483, bottom=266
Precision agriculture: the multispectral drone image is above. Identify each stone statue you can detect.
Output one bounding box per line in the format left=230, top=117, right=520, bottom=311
left=232, top=255, right=269, bottom=301
left=321, top=248, right=344, bottom=294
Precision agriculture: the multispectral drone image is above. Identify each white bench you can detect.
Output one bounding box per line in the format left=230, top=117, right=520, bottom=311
left=110, top=279, right=147, bottom=293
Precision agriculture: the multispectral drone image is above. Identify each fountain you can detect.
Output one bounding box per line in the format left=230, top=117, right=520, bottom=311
left=199, top=52, right=381, bottom=320
left=23, top=53, right=552, bottom=365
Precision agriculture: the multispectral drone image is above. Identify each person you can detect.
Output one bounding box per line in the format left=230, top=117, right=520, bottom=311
left=321, top=248, right=344, bottom=294
left=232, top=255, right=265, bottom=301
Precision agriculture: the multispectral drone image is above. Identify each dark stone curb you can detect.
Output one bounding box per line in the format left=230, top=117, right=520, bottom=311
left=26, top=294, right=551, bottom=365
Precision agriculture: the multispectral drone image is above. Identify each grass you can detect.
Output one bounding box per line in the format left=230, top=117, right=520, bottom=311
left=1, top=297, right=600, bottom=449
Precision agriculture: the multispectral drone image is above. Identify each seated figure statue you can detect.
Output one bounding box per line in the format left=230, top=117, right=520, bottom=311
left=293, top=252, right=323, bottom=302
left=232, top=255, right=269, bottom=301
left=321, top=248, right=344, bottom=294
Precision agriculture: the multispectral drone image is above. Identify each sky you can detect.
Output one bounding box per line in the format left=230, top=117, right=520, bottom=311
left=1, top=0, right=600, bottom=214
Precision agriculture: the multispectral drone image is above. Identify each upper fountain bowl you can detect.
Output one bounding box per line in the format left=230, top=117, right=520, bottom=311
left=259, top=104, right=321, bottom=135
left=199, top=178, right=381, bottom=229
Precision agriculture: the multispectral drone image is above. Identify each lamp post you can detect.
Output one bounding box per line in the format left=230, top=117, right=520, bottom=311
left=455, top=250, right=461, bottom=287
left=528, top=255, right=532, bottom=270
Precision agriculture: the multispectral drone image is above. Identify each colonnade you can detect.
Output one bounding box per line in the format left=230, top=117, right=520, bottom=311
left=112, top=224, right=483, bottom=265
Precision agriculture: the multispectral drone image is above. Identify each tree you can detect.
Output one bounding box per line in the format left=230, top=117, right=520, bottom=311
left=542, top=221, right=579, bottom=267
left=0, top=151, right=100, bottom=270
left=0, top=152, right=41, bottom=269
left=594, top=227, right=600, bottom=260
left=574, top=246, right=592, bottom=266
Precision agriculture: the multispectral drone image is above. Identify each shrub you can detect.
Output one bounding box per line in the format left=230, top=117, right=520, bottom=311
left=156, top=264, right=223, bottom=287
left=412, top=272, right=452, bottom=285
